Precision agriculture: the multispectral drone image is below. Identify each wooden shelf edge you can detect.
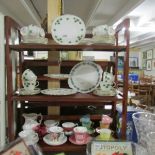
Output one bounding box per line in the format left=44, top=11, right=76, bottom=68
left=12, top=93, right=119, bottom=104
left=39, top=140, right=86, bottom=152
left=9, top=44, right=127, bottom=52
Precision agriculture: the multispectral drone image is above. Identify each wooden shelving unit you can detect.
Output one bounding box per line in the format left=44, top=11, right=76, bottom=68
left=5, top=16, right=130, bottom=153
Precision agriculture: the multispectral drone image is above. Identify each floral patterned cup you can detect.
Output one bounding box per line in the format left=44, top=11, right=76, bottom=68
left=49, top=126, right=64, bottom=142
left=73, top=126, right=87, bottom=144
left=22, top=79, right=39, bottom=92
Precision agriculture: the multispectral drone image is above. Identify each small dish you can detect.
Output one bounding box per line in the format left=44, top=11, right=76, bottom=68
left=69, top=134, right=92, bottom=145
left=18, top=88, right=41, bottom=95
left=43, top=134, right=67, bottom=146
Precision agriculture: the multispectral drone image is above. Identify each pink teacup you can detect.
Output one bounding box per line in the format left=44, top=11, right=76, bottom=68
left=73, top=126, right=87, bottom=144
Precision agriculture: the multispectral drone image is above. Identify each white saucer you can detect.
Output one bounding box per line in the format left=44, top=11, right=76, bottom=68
left=18, top=88, right=41, bottom=95
left=43, top=134, right=67, bottom=146
left=69, top=135, right=92, bottom=145
left=93, top=88, right=116, bottom=96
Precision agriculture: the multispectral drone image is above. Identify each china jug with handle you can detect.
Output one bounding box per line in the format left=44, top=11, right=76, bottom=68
left=22, top=113, right=43, bottom=130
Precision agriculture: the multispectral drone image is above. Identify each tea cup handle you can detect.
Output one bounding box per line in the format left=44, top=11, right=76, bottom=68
left=38, top=113, right=43, bottom=124
left=35, top=81, right=39, bottom=87
left=113, top=82, right=118, bottom=89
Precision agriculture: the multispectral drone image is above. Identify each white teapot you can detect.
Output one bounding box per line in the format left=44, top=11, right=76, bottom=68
left=22, top=113, right=42, bottom=130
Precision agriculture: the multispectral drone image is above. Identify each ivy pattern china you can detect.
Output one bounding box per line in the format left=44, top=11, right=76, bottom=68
left=51, top=14, right=86, bottom=45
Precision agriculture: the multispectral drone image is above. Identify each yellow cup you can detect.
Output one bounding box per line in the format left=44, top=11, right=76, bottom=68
left=99, top=128, right=112, bottom=140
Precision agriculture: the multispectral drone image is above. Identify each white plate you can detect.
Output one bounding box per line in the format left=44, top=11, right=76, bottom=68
left=41, top=88, right=77, bottom=96
left=51, top=14, right=86, bottom=45
left=18, top=88, right=41, bottom=95
left=68, top=61, right=103, bottom=93
left=44, top=74, right=69, bottom=80
left=43, top=134, right=67, bottom=146
left=93, top=88, right=116, bottom=96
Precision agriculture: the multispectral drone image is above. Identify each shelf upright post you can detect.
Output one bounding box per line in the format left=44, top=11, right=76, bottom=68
left=115, top=18, right=130, bottom=139
left=5, top=16, right=21, bottom=141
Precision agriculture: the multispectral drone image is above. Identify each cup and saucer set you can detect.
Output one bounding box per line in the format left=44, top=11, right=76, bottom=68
left=42, top=120, right=93, bottom=146
left=69, top=126, right=92, bottom=145
left=80, top=115, right=95, bottom=135
left=93, top=71, right=117, bottom=96
left=18, top=69, right=41, bottom=95
left=43, top=126, right=68, bottom=146
left=95, top=115, right=114, bottom=141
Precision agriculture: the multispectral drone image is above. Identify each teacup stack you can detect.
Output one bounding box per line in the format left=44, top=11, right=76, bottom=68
left=100, top=115, right=113, bottom=129
left=92, top=25, right=115, bottom=44
left=80, top=115, right=93, bottom=132
left=22, top=69, right=39, bottom=92
left=100, top=71, right=115, bottom=93
left=97, top=115, right=113, bottom=141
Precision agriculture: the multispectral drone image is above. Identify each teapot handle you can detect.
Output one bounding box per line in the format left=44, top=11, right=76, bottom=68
left=38, top=113, right=43, bottom=124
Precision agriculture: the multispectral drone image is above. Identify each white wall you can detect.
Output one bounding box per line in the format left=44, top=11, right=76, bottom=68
left=82, top=51, right=113, bottom=60
left=140, top=44, right=155, bottom=76
left=0, top=13, right=6, bottom=147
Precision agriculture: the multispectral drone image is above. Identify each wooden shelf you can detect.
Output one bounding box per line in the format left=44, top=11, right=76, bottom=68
left=13, top=93, right=120, bottom=105
left=9, top=43, right=126, bottom=52
left=5, top=16, right=129, bottom=148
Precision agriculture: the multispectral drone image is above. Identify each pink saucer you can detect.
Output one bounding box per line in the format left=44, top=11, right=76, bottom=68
left=69, top=134, right=92, bottom=145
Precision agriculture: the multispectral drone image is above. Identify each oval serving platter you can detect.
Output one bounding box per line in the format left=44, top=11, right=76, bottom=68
left=41, top=88, right=77, bottom=96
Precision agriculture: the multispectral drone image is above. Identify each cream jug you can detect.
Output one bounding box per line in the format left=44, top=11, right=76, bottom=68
left=22, top=113, right=43, bottom=130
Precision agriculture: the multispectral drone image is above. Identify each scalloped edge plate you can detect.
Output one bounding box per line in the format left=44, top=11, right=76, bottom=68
left=68, top=61, right=103, bottom=93
left=51, top=14, right=86, bottom=45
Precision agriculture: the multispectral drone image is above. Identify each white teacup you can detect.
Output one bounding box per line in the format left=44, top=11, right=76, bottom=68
left=18, top=130, right=38, bottom=145
left=44, top=120, right=59, bottom=132
left=49, top=126, right=64, bottom=142
left=22, top=69, right=37, bottom=81
left=92, top=25, right=109, bottom=36
left=100, top=81, right=114, bottom=91
left=22, top=80, right=39, bottom=91
left=103, top=72, right=114, bottom=83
